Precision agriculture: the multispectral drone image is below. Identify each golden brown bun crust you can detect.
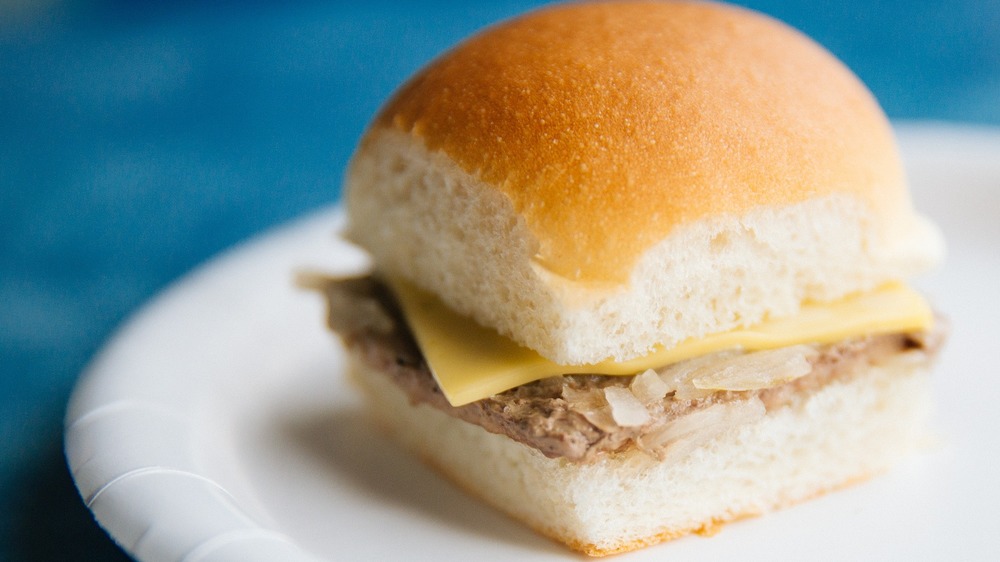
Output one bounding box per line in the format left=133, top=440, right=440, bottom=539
left=371, top=0, right=906, bottom=282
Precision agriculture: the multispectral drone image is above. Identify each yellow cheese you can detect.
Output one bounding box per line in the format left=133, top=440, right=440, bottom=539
left=387, top=280, right=934, bottom=406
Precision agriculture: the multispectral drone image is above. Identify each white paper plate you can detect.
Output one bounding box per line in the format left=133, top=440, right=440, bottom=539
left=66, top=123, right=1000, bottom=561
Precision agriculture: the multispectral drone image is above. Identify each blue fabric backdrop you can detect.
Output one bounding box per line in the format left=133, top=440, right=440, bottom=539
left=1, top=1, right=997, bottom=558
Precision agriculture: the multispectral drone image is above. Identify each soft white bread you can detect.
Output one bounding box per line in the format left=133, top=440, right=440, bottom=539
left=345, top=1, right=943, bottom=365
left=350, top=350, right=933, bottom=556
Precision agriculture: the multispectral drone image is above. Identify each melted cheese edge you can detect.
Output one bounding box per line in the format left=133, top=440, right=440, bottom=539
left=387, top=280, right=933, bottom=406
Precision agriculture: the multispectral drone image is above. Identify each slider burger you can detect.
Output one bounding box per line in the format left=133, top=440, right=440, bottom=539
left=318, top=0, right=946, bottom=556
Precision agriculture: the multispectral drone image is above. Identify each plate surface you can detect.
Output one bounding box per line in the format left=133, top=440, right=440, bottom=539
left=66, top=124, right=1000, bottom=561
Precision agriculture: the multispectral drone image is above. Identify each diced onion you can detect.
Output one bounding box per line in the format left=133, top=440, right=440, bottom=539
left=563, top=345, right=817, bottom=442
left=604, top=387, right=652, bottom=427
left=638, top=397, right=766, bottom=458
left=630, top=368, right=670, bottom=404
left=562, top=385, right=619, bottom=432
left=658, top=350, right=741, bottom=401
left=691, top=345, right=816, bottom=391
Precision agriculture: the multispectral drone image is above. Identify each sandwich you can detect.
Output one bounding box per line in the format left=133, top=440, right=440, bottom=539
left=317, top=0, right=946, bottom=556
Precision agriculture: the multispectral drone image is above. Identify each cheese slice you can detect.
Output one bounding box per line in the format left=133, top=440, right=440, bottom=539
left=387, top=280, right=934, bottom=406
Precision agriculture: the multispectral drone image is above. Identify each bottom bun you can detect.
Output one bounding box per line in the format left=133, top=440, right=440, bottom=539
left=348, top=352, right=933, bottom=556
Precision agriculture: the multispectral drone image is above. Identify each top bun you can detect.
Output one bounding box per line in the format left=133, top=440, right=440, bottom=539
left=345, top=0, right=943, bottom=365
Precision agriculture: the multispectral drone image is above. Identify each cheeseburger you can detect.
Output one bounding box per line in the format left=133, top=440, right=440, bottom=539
left=319, top=1, right=946, bottom=556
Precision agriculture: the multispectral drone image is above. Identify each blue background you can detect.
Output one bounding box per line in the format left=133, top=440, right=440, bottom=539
left=1, top=1, right=998, bottom=559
